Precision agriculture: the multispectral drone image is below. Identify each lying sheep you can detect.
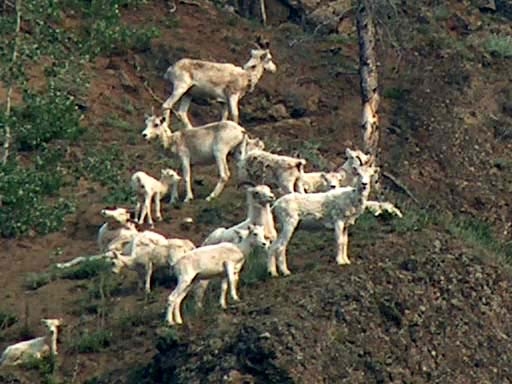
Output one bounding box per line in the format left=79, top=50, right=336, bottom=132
left=0, top=318, right=62, bottom=367
left=237, top=137, right=306, bottom=195
left=111, top=234, right=196, bottom=294
left=142, top=114, right=247, bottom=202
left=165, top=224, right=269, bottom=325
left=301, top=148, right=372, bottom=193
left=268, top=161, right=377, bottom=277
left=202, top=183, right=276, bottom=246
left=131, top=168, right=181, bottom=227
left=162, top=35, right=277, bottom=127
left=97, top=206, right=139, bottom=253
left=56, top=208, right=167, bottom=269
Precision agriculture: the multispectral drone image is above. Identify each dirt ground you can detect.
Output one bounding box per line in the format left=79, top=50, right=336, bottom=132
left=1, top=1, right=512, bottom=383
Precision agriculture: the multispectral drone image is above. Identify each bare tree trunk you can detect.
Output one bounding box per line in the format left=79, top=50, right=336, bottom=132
left=259, top=0, right=267, bottom=25
left=2, top=0, right=21, bottom=165
left=356, top=0, right=379, bottom=167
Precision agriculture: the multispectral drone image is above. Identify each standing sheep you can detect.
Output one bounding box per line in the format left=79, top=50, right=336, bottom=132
left=162, top=36, right=277, bottom=127
left=142, top=114, right=247, bottom=202
left=165, top=225, right=269, bottom=325
left=131, top=168, right=181, bottom=227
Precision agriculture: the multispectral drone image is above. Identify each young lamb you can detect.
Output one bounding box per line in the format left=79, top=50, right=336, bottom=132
left=0, top=318, right=62, bottom=367
left=202, top=183, right=277, bottom=246
left=131, top=168, right=181, bottom=227
left=142, top=114, right=247, bottom=202
left=165, top=224, right=269, bottom=325
left=268, top=162, right=377, bottom=277
left=56, top=208, right=167, bottom=269
left=111, top=234, right=196, bottom=294
left=162, top=36, right=277, bottom=127
left=237, top=137, right=307, bottom=195
left=301, top=148, right=372, bottom=194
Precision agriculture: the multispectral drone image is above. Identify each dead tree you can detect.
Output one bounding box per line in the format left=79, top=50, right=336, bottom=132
left=2, top=0, right=21, bottom=165
left=356, top=0, right=379, bottom=167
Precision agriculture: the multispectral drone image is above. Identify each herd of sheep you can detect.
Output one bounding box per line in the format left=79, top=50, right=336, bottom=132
left=0, top=36, right=403, bottom=367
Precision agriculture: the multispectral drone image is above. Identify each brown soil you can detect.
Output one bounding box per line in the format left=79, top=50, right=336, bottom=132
left=1, top=1, right=512, bottom=383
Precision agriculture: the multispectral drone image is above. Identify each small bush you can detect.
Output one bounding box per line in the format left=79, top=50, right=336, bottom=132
left=241, top=247, right=269, bottom=286
left=0, top=310, right=17, bottom=329
left=58, top=259, right=112, bottom=280
left=70, top=329, right=112, bottom=353
left=484, top=34, right=512, bottom=59
left=24, top=272, right=54, bottom=290
left=13, top=85, right=84, bottom=151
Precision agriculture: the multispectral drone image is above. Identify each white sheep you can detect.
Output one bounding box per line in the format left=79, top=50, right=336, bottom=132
left=202, top=183, right=277, bottom=246
left=268, top=161, right=378, bottom=277
left=56, top=207, right=167, bottom=269
left=301, top=148, right=372, bottom=193
left=111, top=233, right=196, bottom=294
left=97, top=206, right=139, bottom=253
left=0, top=318, right=62, bottom=367
left=237, top=137, right=307, bottom=195
left=165, top=224, right=269, bottom=325
left=142, top=114, right=247, bottom=202
left=162, top=36, right=277, bottom=127
left=131, top=168, right=182, bottom=227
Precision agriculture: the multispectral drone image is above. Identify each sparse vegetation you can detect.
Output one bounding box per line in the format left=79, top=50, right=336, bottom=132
left=70, top=329, right=113, bottom=353
left=484, top=34, right=512, bottom=59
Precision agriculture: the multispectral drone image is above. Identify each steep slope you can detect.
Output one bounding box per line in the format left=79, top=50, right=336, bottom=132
left=0, top=0, right=511, bottom=383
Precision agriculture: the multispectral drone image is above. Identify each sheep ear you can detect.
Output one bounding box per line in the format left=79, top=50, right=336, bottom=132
left=320, top=173, right=329, bottom=182
left=234, top=229, right=244, bottom=242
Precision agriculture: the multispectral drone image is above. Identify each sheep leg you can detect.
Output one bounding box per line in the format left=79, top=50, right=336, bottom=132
left=134, top=201, right=142, bottom=223
left=162, top=84, right=190, bottom=115
left=227, top=94, right=240, bottom=123
left=220, top=278, right=229, bottom=309
left=192, top=279, right=209, bottom=309
left=334, top=220, right=350, bottom=265
left=224, top=261, right=240, bottom=302
left=176, top=95, right=193, bottom=129
left=221, top=103, right=229, bottom=121
left=154, top=192, right=163, bottom=221
left=181, top=156, right=194, bottom=202
left=205, top=152, right=230, bottom=201
left=144, top=262, right=153, bottom=294
left=268, top=218, right=298, bottom=276
left=170, top=182, right=179, bottom=204
left=166, top=277, right=192, bottom=325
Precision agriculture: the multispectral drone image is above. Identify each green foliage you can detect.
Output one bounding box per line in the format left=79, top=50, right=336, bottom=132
left=65, top=0, right=160, bottom=57
left=21, top=353, right=57, bottom=384
left=78, top=147, right=135, bottom=204
left=0, top=310, right=17, bottom=329
left=58, top=259, right=113, bottom=280
left=0, top=156, right=75, bottom=238
left=241, top=247, right=269, bottom=286
left=12, top=85, right=84, bottom=151
left=293, top=141, right=329, bottom=170
left=24, top=272, right=55, bottom=290
left=484, top=34, right=512, bottom=59
left=70, top=329, right=113, bottom=353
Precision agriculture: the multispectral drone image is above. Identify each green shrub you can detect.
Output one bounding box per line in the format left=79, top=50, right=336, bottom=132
left=13, top=85, right=84, bottom=151
left=484, top=34, right=512, bottom=59
left=241, top=247, right=269, bottom=286
left=0, top=310, right=17, bottom=329
left=58, top=259, right=112, bottom=280
left=0, top=158, right=75, bottom=238
left=24, top=272, right=55, bottom=290
left=70, top=329, right=112, bottom=353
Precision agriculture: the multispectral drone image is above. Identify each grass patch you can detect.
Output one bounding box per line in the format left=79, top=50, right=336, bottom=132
left=24, top=272, right=55, bottom=291
left=484, top=34, right=512, bottom=59
left=58, top=259, right=112, bottom=280
left=0, top=310, right=17, bottom=329
left=70, top=329, right=112, bottom=353
left=293, top=141, right=329, bottom=169
left=241, top=247, right=269, bottom=286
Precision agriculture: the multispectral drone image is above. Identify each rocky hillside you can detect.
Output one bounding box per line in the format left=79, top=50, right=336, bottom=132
left=0, top=0, right=511, bottom=383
